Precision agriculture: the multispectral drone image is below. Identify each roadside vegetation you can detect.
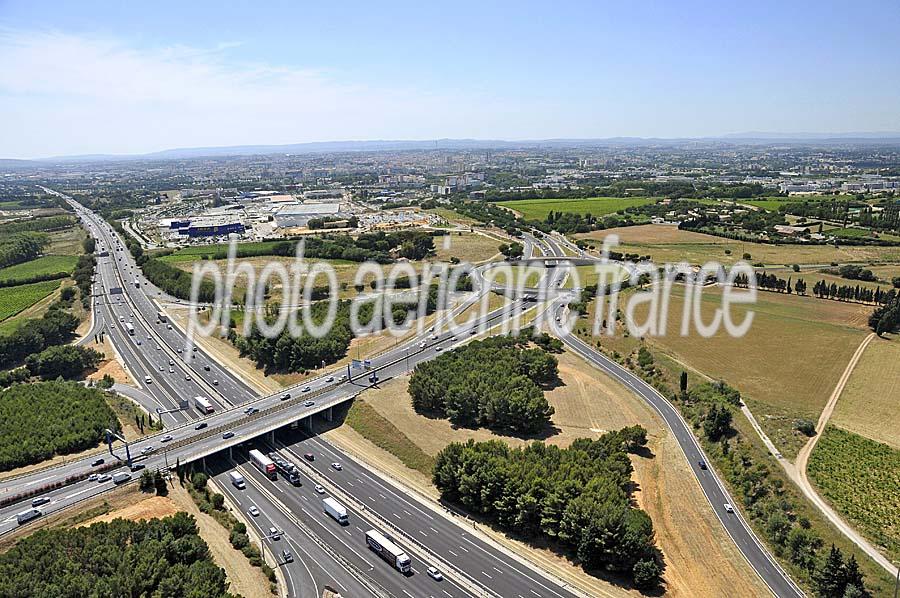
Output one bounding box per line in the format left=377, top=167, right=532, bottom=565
left=0, top=513, right=232, bottom=597
left=409, top=334, right=558, bottom=434
left=0, top=279, right=61, bottom=321
left=434, top=427, right=662, bottom=590
left=344, top=400, right=435, bottom=475
left=0, top=381, right=119, bottom=471
left=807, top=426, right=900, bottom=562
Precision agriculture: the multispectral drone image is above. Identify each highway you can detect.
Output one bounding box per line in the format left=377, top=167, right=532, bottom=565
left=529, top=232, right=804, bottom=598
left=1, top=190, right=803, bottom=597
left=2, top=193, right=582, bottom=598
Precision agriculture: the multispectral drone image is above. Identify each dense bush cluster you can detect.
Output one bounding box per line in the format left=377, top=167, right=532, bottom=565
left=141, top=257, right=217, bottom=302
left=0, top=215, right=74, bottom=235
left=73, top=252, right=96, bottom=307
left=0, top=232, right=48, bottom=269
left=0, top=513, right=231, bottom=598
left=233, top=289, right=439, bottom=373
left=0, top=381, right=119, bottom=471
left=0, top=309, right=78, bottom=369
left=433, top=428, right=660, bottom=588
left=24, top=344, right=102, bottom=380
left=409, top=335, right=557, bottom=434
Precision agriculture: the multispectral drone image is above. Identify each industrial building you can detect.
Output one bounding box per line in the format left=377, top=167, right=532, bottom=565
left=275, top=203, right=343, bottom=228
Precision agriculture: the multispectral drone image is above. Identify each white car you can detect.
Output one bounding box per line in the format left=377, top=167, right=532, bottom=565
left=723, top=503, right=734, bottom=514
left=304, top=400, right=314, bottom=407
left=248, top=506, right=260, bottom=517
left=268, top=526, right=280, bottom=541
left=325, top=376, right=334, bottom=382
left=330, top=462, right=342, bottom=471
left=314, top=484, right=325, bottom=494
left=427, top=567, right=443, bottom=581
left=96, top=474, right=111, bottom=483
left=160, top=435, right=173, bottom=443
left=141, top=446, right=154, bottom=455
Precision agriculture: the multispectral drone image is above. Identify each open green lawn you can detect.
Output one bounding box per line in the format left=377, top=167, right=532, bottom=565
left=0, top=255, right=77, bottom=283
left=0, top=279, right=62, bottom=321
left=494, top=196, right=656, bottom=220
left=742, top=195, right=856, bottom=212
left=808, top=426, right=900, bottom=562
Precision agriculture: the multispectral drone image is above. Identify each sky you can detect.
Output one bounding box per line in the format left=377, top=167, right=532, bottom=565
left=0, top=0, right=899, bottom=159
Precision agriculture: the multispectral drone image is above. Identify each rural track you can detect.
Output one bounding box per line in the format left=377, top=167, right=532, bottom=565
left=791, top=333, right=898, bottom=577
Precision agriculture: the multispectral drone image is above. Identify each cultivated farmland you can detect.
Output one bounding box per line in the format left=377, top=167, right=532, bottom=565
left=495, top=196, right=655, bottom=220
left=576, top=224, right=900, bottom=265
left=831, top=334, right=900, bottom=448
left=807, top=426, right=900, bottom=562
left=0, top=279, right=62, bottom=322
left=0, top=255, right=77, bottom=284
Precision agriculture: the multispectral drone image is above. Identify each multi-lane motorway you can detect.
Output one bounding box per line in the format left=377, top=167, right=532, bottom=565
left=0, top=192, right=804, bottom=597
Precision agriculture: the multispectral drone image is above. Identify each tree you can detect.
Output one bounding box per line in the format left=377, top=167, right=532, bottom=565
left=211, top=493, right=225, bottom=510
left=139, top=470, right=154, bottom=492
left=841, top=555, right=870, bottom=598
left=499, top=242, right=524, bottom=260
left=191, top=472, right=209, bottom=490
left=632, top=558, right=661, bottom=590
left=679, top=371, right=688, bottom=394
left=815, top=544, right=846, bottom=598
left=703, top=404, right=733, bottom=441
left=154, top=470, right=168, bottom=496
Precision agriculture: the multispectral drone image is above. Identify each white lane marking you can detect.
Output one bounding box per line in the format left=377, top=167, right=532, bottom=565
left=481, top=571, right=492, bottom=579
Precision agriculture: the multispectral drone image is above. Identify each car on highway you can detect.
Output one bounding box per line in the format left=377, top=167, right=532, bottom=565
left=281, top=549, right=294, bottom=563
left=203, top=365, right=211, bottom=371
left=213, top=379, right=219, bottom=386
left=31, top=496, right=51, bottom=508
left=184, top=374, right=191, bottom=381
left=88, top=473, right=99, bottom=482
left=314, top=484, right=325, bottom=494
left=161, top=435, right=173, bottom=443
left=244, top=406, right=258, bottom=415
left=140, top=446, right=154, bottom=455
left=419, top=341, right=426, bottom=348
left=698, top=460, right=707, bottom=470
left=144, top=375, right=152, bottom=384
left=435, top=346, right=443, bottom=352
left=168, top=359, right=174, bottom=366
left=303, top=453, right=314, bottom=461
left=723, top=503, right=734, bottom=514
left=268, top=527, right=280, bottom=541
left=426, top=567, right=443, bottom=581
left=330, top=462, right=342, bottom=471
left=325, top=376, right=334, bottom=382
left=281, top=393, right=290, bottom=401
left=96, top=474, right=111, bottom=483
left=222, top=431, right=235, bottom=439
left=91, top=458, right=105, bottom=467
left=169, top=367, right=174, bottom=373
left=156, top=346, right=161, bottom=351
left=158, top=365, right=164, bottom=372
left=304, top=400, right=314, bottom=407
left=136, top=340, right=142, bottom=345
left=130, top=463, right=145, bottom=472
left=302, top=386, right=311, bottom=393
left=248, top=506, right=260, bottom=517
left=195, top=422, right=208, bottom=430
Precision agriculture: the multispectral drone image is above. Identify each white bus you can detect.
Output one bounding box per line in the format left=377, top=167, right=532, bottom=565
left=194, top=396, right=214, bottom=414
left=125, top=322, right=135, bottom=336
left=249, top=449, right=277, bottom=480
left=157, top=311, right=167, bottom=323
left=365, top=529, right=411, bottom=573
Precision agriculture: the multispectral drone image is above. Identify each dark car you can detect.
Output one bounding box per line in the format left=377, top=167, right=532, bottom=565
left=281, top=393, right=290, bottom=401
left=303, top=453, right=314, bottom=461
left=195, top=422, right=208, bottom=430
left=130, top=463, right=146, bottom=472
left=698, top=460, right=707, bottom=470
left=91, top=458, right=105, bottom=467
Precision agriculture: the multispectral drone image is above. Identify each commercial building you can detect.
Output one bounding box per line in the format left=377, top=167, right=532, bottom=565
left=275, top=203, right=343, bottom=228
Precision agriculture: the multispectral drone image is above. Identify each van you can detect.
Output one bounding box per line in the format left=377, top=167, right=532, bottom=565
left=229, top=471, right=246, bottom=489
left=16, top=508, right=42, bottom=525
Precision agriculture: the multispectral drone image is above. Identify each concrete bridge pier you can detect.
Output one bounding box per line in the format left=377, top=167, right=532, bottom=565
left=325, top=406, right=333, bottom=422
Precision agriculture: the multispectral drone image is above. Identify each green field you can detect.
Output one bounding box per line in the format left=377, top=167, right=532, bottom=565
left=158, top=240, right=285, bottom=263
left=0, top=279, right=62, bottom=321
left=0, top=255, right=77, bottom=283
left=742, top=195, right=856, bottom=212
left=495, top=196, right=656, bottom=220
left=808, top=426, right=900, bottom=562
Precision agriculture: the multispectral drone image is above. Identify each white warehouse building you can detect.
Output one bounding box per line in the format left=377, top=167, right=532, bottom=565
left=275, top=203, right=343, bottom=228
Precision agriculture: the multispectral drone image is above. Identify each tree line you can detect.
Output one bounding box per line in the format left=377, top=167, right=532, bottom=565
left=233, top=288, right=440, bottom=373
left=408, top=335, right=557, bottom=434
left=0, top=309, right=78, bottom=369
left=0, top=215, right=74, bottom=235
left=0, top=232, right=48, bottom=270
left=0, top=381, right=119, bottom=471
left=0, top=512, right=232, bottom=598
left=673, top=380, right=873, bottom=596
left=433, top=428, right=661, bottom=590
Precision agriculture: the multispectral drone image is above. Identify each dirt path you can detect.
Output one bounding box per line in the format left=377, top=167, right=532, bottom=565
left=792, top=333, right=898, bottom=576
left=743, top=332, right=897, bottom=577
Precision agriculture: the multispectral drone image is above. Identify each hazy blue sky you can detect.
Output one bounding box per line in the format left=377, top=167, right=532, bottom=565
left=1, top=0, right=898, bottom=158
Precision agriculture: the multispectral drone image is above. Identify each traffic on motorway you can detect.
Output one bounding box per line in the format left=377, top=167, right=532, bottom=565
left=3, top=191, right=802, bottom=598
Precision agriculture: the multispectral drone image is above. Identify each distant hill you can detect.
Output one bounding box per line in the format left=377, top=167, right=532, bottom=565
left=18, top=133, right=900, bottom=164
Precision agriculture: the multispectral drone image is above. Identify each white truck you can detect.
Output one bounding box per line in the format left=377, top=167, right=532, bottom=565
left=16, top=508, right=42, bottom=525
left=365, top=529, right=411, bottom=573
left=112, top=472, right=131, bottom=485
left=323, top=497, right=348, bottom=525
left=229, top=471, right=246, bottom=489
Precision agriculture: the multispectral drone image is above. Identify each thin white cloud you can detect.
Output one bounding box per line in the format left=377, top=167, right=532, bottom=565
left=0, top=29, right=525, bottom=158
